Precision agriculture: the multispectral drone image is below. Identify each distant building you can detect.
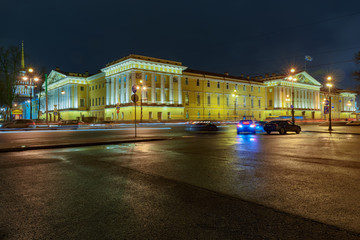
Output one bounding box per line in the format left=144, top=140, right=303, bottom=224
left=38, top=54, right=357, bottom=122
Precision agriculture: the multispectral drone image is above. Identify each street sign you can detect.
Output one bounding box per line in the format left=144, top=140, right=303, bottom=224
left=290, top=104, right=294, bottom=109
left=325, top=99, right=329, bottom=106
left=132, top=85, right=137, bottom=93
left=131, top=94, right=139, bottom=103
left=324, top=106, right=329, bottom=114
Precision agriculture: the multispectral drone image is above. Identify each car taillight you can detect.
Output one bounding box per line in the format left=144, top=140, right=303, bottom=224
left=250, top=124, right=255, bottom=128
left=237, top=124, right=243, bottom=128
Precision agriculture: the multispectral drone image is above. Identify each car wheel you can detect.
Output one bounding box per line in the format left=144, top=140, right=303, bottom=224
left=279, top=128, right=286, bottom=135
left=266, top=131, right=271, bottom=135
left=296, top=128, right=300, bottom=134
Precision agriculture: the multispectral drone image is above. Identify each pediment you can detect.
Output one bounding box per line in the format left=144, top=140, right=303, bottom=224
left=295, top=72, right=322, bottom=86
left=47, top=70, right=67, bottom=85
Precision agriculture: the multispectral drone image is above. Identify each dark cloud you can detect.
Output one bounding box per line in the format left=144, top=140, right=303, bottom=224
left=1, top=0, right=360, bottom=89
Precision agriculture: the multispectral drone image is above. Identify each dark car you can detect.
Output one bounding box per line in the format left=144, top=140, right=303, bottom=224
left=237, top=120, right=256, bottom=134
left=188, top=121, right=218, bottom=131
left=1, top=119, right=36, bottom=128
left=263, top=120, right=301, bottom=135
left=58, top=120, right=85, bottom=125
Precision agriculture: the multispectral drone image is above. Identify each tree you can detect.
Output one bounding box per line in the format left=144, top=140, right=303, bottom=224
left=0, top=46, right=22, bottom=121
left=354, top=51, right=360, bottom=81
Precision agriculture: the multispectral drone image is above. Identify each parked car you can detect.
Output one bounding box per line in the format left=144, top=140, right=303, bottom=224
left=263, top=120, right=301, bottom=135
left=187, top=121, right=218, bottom=131
left=58, top=120, right=85, bottom=125
left=1, top=119, right=36, bottom=128
left=237, top=120, right=256, bottom=134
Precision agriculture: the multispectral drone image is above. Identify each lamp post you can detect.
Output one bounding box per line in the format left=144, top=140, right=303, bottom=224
left=22, top=68, right=39, bottom=120
left=136, top=80, right=147, bottom=123
left=232, top=90, right=238, bottom=121
left=289, top=68, right=297, bottom=125
left=326, top=76, right=333, bottom=131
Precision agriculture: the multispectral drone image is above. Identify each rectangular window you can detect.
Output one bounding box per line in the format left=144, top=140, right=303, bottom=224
left=80, top=99, right=85, bottom=107
left=226, top=83, right=229, bottom=89
left=197, top=94, right=201, bottom=105
left=207, top=94, right=211, bottom=105
left=168, top=112, right=171, bottom=119
left=217, top=95, right=220, bottom=105
left=102, top=97, right=104, bottom=105
left=217, top=82, right=220, bottom=88
left=226, top=96, right=229, bottom=106
left=243, top=97, right=246, bottom=107
left=207, top=81, right=210, bottom=87
left=258, top=99, right=261, bottom=107
left=96, top=85, right=98, bottom=90
left=258, top=87, right=261, bottom=93
left=92, top=99, right=94, bottom=106
left=185, top=92, right=189, bottom=105
left=269, top=100, right=273, bottom=107
left=96, top=98, right=98, bottom=106
left=251, top=98, right=254, bottom=108
left=197, top=79, right=200, bottom=86
left=235, top=84, right=238, bottom=90
left=185, top=78, right=188, bottom=85
left=243, top=85, right=246, bottom=91
left=251, top=86, right=253, bottom=92
left=92, top=86, right=94, bottom=90
left=80, top=86, right=84, bottom=91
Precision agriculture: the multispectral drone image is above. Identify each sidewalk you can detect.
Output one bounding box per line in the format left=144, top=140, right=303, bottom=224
left=301, top=124, right=360, bottom=135
left=0, top=137, right=168, bottom=153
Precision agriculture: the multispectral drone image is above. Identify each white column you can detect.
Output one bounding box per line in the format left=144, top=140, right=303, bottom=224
left=126, top=73, right=130, bottom=103
left=178, top=75, right=182, bottom=105
left=160, top=74, right=165, bottom=103
left=112, top=77, right=116, bottom=104
left=279, top=87, right=283, bottom=108
left=120, top=75, right=124, bottom=103
left=317, top=91, right=320, bottom=110
left=151, top=73, right=156, bottom=103
left=106, top=77, right=110, bottom=105
left=115, top=75, right=119, bottom=104
left=141, top=72, right=146, bottom=101
left=274, top=87, right=278, bottom=108
left=169, top=75, right=173, bottom=104
left=74, top=85, right=78, bottom=108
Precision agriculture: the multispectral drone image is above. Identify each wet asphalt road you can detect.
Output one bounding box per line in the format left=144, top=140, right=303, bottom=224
left=1, top=125, right=360, bottom=239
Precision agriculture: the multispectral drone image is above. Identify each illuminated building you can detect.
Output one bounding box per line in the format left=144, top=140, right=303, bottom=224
left=39, top=54, right=357, bottom=122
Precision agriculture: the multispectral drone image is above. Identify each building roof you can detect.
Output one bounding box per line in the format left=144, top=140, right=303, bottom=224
left=183, top=68, right=263, bottom=83
left=106, top=54, right=183, bottom=67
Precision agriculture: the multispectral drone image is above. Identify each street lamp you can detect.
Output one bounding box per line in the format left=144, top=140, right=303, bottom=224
left=232, top=90, right=238, bottom=121
left=326, top=76, right=333, bottom=131
left=22, top=68, right=39, bottom=119
left=136, top=80, right=147, bottom=123
left=288, top=68, right=297, bottom=125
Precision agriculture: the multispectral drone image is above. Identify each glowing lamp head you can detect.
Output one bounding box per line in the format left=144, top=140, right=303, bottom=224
left=61, top=90, right=65, bottom=95
left=140, top=80, right=143, bottom=83
left=28, top=68, right=34, bottom=73
left=136, top=86, right=140, bottom=90
left=290, top=68, right=295, bottom=73
left=23, top=77, right=28, bottom=81
left=327, top=76, right=332, bottom=81
left=288, top=76, right=293, bottom=80
left=293, top=78, right=297, bottom=81
left=232, top=94, right=235, bottom=97
left=34, top=77, right=39, bottom=81
left=326, top=83, right=333, bottom=88
left=143, top=87, right=146, bottom=90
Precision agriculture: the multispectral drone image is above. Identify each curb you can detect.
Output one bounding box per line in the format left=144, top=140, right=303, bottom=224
left=0, top=138, right=169, bottom=153
left=303, top=130, right=360, bottom=135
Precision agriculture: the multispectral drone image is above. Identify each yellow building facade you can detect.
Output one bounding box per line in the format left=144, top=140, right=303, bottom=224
left=39, top=54, right=357, bottom=122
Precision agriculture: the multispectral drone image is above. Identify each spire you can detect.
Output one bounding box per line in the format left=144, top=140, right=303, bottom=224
left=21, top=41, right=25, bottom=70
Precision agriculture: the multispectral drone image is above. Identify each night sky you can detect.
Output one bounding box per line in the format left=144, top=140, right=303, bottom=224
left=1, top=0, right=360, bottom=90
